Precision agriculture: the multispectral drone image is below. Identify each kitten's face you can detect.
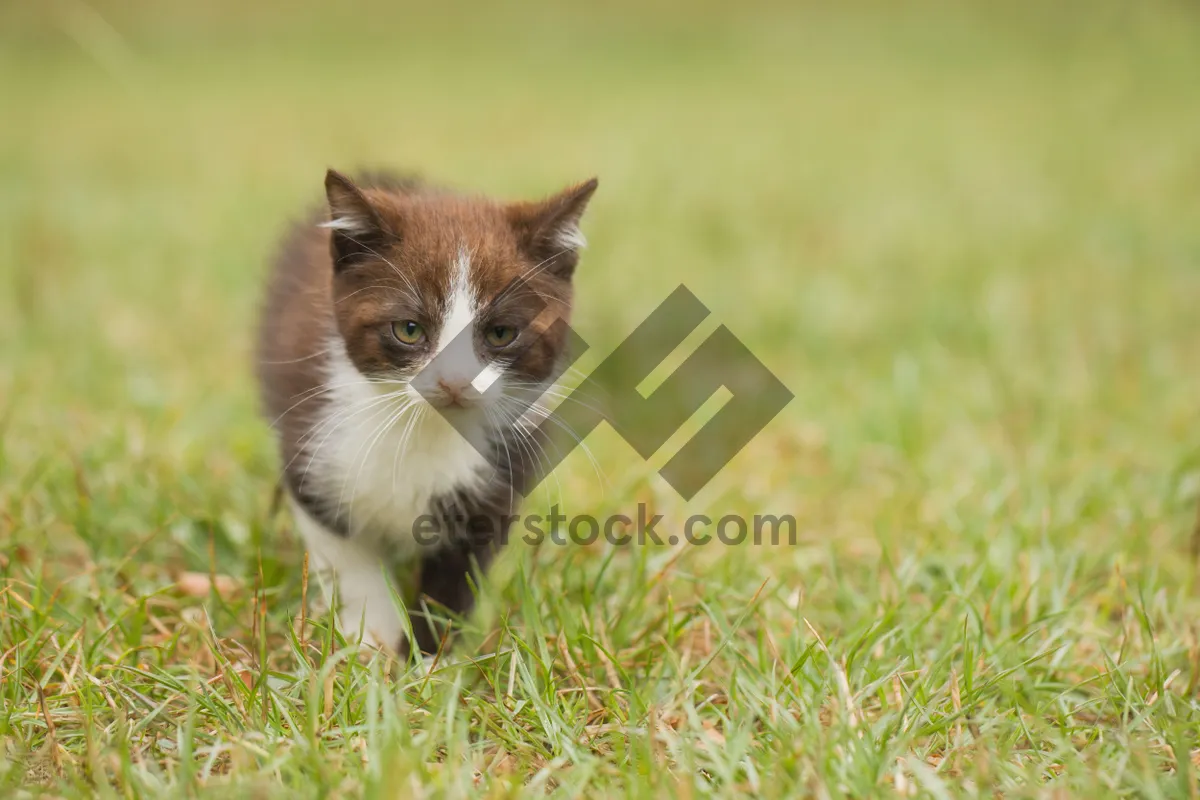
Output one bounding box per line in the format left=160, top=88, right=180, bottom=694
left=322, top=171, right=597, bottom=430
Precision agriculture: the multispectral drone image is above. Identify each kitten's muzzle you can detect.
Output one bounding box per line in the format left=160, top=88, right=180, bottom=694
left=430, top=377, right=482, bottom=409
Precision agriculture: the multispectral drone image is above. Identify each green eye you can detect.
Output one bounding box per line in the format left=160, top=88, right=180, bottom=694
left=391, top=320, right=425, bottom=345
left=484, top=325, right=517, bottom=348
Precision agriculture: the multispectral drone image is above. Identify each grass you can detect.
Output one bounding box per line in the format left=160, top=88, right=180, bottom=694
left=3, top=0, right=1200, bottom=796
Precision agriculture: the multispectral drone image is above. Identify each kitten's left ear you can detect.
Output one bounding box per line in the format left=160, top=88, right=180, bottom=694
left=506, top=178, right=598, bottom=279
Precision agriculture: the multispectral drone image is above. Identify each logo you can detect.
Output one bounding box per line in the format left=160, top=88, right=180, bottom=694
left=417, top=285, right=793, bottom=500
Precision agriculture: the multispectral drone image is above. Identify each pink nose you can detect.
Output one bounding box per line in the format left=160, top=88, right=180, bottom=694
left=436, top=378, right=470, bottom=405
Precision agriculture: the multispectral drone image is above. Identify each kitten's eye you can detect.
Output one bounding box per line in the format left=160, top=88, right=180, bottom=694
left=484, top=325, right=517, bottom=348
left=391, top=320, right=425, bottom=345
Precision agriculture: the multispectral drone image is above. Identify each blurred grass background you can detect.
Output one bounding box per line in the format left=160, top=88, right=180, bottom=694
left=3, top=0, right=1200, bottom=795
left=4, top=0, right=1199, bottom=561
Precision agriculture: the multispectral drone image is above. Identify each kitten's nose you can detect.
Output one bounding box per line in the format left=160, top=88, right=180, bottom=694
left=435, top=377, right=472, bottom=407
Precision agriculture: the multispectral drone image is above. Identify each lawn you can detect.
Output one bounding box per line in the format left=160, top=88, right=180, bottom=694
left=2, top=0, right=1200, bottom=796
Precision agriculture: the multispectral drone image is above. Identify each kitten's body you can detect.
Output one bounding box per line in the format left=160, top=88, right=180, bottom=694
left=257, top=171, right=596, bottom=654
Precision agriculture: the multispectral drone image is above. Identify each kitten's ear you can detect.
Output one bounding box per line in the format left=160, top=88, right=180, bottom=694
left=322, top=169, right=394, bottom=271
left=506, top=178, right=598, bottom=279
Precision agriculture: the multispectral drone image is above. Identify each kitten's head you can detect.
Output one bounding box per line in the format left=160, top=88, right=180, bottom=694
left=321, top=169, right=597, bottom=425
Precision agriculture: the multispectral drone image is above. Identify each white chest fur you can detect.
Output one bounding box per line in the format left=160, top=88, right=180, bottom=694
left=302, top=343, right=490, bottom=560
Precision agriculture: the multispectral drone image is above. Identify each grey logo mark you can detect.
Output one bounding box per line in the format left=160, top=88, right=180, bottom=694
left=417, top=285, right=793, bottom=500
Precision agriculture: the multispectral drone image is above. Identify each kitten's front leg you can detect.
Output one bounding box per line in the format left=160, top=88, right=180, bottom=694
left=290, top=500, right=405, bottom=652
left=412, top=517, right=506, bottom=655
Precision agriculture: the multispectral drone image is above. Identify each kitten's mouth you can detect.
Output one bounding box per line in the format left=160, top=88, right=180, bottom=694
left=411, top=375, right=487, bottom=413
left=426, top=393, right=481, bottom=412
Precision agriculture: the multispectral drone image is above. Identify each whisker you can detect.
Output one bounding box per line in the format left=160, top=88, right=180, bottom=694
left=334, top=281, right=420, bottom=307
left=500, top=395, right=608, bottom=496
left=259, top=345, right=337, bottom=365
left=336, top=233, right=427, bottom=315
left=269, top=377, right=405, bottom=429
left=508, top=414, right=564, bottom=511
left=487, top=246, right=576, bottom=310
left=504, top=383, right=608, bottom=416
left=289, top=389, right=410, bottom=490
left=339, top=397, right=419, bottom=526
left=391, top=401, right=429, bottom=496
left=483, top=404, right=517, bottom=509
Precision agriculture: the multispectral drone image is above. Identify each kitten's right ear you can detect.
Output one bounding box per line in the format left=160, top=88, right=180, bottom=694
left=322, top=169, right=393, bottom=271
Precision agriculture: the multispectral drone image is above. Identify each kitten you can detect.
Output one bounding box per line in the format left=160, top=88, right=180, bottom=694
left=257, top=169, right=597, bottom=655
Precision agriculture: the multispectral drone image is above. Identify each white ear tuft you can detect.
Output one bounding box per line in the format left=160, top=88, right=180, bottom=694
left=505, top=177, right=598, bottom=278
left=323, top=169, right=396, bottom=271
left=553, top=223, right=588, bottom=252
left=319, top=216, right=371, bottom=233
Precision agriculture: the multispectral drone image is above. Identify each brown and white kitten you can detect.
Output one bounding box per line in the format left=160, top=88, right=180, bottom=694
left=257, top=170, right=597, bottom=655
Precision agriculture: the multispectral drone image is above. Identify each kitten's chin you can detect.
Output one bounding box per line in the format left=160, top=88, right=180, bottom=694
left=417, top=400, right=499, bottom=454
